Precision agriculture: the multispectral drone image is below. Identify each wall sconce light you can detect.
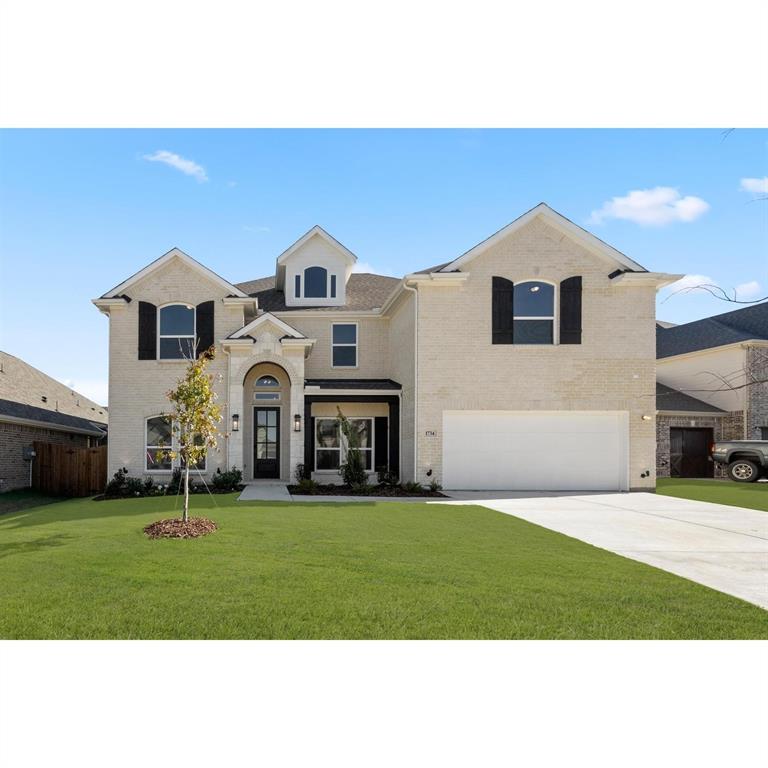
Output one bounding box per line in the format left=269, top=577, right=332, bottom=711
left=294, top=413, right=302, bottom=432
left=641, top=414, right=652, bottom=421
left=232, top=413, right=240, bottom=432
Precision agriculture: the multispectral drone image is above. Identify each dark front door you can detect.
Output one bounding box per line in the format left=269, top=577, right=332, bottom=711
left=670, top=427, right=713, bottom=478
left=253, top=407, right=280, bottom=479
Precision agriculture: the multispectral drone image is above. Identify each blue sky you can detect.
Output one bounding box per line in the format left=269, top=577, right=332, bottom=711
left=0, top=129, right=765, bottom=405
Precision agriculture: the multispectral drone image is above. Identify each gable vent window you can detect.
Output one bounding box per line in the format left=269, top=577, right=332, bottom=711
left=304, top=266, right=328, bottom=298
left=159, top=304, right=196, bottom=359
left=513, top=281, right=554, bottom=344
left=294, top=274, right=301, bottom=298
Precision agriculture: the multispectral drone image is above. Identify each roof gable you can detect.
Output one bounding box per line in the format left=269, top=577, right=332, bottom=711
left=101, top=247, right=248, bottom=299
left=228, top=312, right=306, bottom=340
left=436, top=203, right=647, bottom=274
left=276, top=226, right=357, bottom=266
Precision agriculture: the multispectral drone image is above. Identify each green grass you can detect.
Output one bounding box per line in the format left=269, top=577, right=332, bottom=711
left=0, top=493, right=766, bottom=639
left=0, top=489, right=67, bottom=515
left=657, top=478, right=768, bottom=512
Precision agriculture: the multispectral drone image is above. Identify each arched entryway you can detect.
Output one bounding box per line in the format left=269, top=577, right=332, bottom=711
left=242, top=362, right=292, bottom=480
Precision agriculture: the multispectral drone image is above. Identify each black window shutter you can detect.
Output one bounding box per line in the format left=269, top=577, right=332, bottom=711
left=374, top=417, right=388, bottom=472
left=492, top=276, right=514, bottom=344
left=305, top=416, right=316, bottom=472
left=559, top=276, right=582, bottom=344
left=138, top=301, right=157, bottom=360
left=196, top=300, right=215, bottom=356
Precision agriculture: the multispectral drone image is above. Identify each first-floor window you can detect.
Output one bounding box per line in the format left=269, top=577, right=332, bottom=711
left=761, top=426, right=768, bottom=440
left=146, top=416, right=172, bottom=470
left=315, top=417, right=372, bottom=471
left=145, top=416, right=206, bottom=471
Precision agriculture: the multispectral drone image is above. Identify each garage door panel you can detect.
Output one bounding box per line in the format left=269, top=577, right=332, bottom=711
left=442, top=411, right=628, bottom=491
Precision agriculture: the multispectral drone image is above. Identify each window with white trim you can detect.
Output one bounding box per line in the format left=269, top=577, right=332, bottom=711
left=145, top=416, right=206, bottom=471
left=159, top=304, right=196, bottom=359
left=513, top=281, right=554, bottom=344
left=332, top=323, right=357, bottom=367
left=304, top=266, right=328, bottom=298
left=315, top=417, right=373, bottom=471
left=254, top=374, right=281, bottom=401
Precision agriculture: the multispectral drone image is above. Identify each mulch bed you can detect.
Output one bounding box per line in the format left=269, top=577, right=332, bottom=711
left=288, top=485, right=447, bottom=498
left=143, top=517, right=218, bottom=539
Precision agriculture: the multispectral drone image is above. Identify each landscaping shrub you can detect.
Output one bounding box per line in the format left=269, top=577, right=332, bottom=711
left=429, top=479, right=442, bottom=493
left=125, top=477, right=144, bottom=496
left=377, top=466, right=399, bottom=487
left=294, top=463, right=309, bottom=483
left=105, top=467, right=128, bottom=496
left=212, top=466, right=243, bottom=491
left=400, top=481, right=423, bottom=494
left=297, top=478, right=319, bottom=494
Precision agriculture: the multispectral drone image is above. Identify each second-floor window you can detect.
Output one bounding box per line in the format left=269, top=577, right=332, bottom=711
left=159, top=304, right=196, bottom=359
left=513, top=281, right=554, bottom=344
left=332, top=323, right=357, bottom=367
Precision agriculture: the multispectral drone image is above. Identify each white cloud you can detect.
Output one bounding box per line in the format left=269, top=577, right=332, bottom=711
left=739, top=177, right=768, bottom=195
left=352, top=262, right=397, bottom=277
left=735, top=280, right=762, bottom=299
left=143, top=150, right=208, bottom=182
left=666, top=274, right=718, bottom=293
left=590, top=187, right=710, bottom=226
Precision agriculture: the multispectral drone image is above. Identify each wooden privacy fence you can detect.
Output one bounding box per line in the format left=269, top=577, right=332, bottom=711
left=32, top=441, right=108, bottom=497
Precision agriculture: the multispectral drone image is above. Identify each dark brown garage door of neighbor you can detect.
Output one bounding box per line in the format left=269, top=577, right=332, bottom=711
left=669, top=428, right=714, bottom=478
left=32, top=441, right=107, bottom=497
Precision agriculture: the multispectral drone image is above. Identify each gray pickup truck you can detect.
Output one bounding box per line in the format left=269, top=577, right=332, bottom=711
left=711, top=441, right=768, bottom=482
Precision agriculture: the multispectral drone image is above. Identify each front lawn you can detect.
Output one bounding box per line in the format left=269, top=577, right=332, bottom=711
left=0, top=493, right=765, bottom=639
left=657, top=478, right=768, bottom=512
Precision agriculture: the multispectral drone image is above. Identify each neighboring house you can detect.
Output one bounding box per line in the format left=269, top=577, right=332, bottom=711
left=0, top=351, right=108, bottom=492
left=93, top=203, right=679, bottom=492
left=656, top=302, right=768, bottom=478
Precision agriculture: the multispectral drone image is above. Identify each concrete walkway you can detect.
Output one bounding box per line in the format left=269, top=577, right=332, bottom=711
left=435, top=492, right=768, bottom=609
left=238, top=483, right=292, bottom=502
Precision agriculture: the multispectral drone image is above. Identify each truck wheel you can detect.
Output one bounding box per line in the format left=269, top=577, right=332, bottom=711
left=728, top=459, right=760, bottom=483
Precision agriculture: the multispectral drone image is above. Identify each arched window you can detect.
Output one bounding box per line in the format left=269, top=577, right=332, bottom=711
left=255, top=374, right=281, bottom=401
left=158, top=304, right=195, bottom=359
left=304, top=266, right=328, bottom=298
left=513, top=281, right=555, bottom=344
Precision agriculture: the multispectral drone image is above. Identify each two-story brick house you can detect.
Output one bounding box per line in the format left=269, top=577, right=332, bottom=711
left=93, top=203, right=679, bottom=491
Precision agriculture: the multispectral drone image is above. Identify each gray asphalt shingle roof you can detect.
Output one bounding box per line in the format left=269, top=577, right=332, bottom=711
left=305, top=378, right=402, bottom=390
left=656, top=383, right=725, bottom=413
left=657, top=302, right=768, bottom=359
left=235, top=273, right=401, bottom=312
left=0, top=398, right=108, bottom=435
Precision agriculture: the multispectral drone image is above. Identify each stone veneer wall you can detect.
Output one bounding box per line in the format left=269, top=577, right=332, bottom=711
left=0, top=422, right=91, bottom=492
left=656, top=411, right=744, bottom=479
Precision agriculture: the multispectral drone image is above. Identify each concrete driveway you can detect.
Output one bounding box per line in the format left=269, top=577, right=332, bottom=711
left=435, top=492, right=768, bottom=609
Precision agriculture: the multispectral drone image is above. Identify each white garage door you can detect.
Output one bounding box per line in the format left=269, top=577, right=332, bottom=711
left=442, top=411, right=629, bottom=491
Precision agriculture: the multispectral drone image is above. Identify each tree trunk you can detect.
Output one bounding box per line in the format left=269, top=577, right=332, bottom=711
left=183, top=462, right=190, bottom=523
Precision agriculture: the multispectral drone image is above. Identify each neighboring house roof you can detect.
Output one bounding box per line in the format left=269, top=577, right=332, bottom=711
left=656, top=383, right=725, bottom=414
left=305, top=378, right=402, bottom=390
left=656, top=320, right=677, bottom=329
left=0, top=351, right=108, bottom=428
left=235, top=273, right=401, bottom=312
left=657, top=302, right=768, bottom=359
left=228, top=312, right=307, bottom=339
left=0, top=398, right=107, bottom=437
left=432, top=203, right=649, bottom=275
left=100, top=247, right=249, bottom=299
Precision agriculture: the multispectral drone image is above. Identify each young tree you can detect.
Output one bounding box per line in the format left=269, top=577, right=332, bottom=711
left=163, top=349, right=222, bottom=523
left=336, top=406, right=368, bottom=487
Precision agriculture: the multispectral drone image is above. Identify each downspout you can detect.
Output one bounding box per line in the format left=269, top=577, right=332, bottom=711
left=402, top=280, right=418, bottom=482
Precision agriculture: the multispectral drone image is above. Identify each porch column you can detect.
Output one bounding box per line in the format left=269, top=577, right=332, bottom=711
left=228, top=372, right=244, bottom=472
left=289, top=380, right=305, bottom=482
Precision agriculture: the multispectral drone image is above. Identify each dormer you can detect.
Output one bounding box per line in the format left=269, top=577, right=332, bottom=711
left=275, top=226, right=357, bottom=307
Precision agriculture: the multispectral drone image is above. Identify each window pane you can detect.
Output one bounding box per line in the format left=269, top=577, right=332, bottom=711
left=256, top=375, right=279, bottom=387
left=304, top=266, right=328, bottom=298
left=316, top=419, right=340, bottom=448
left=332, top=324, right=357, bottom=344
left=513, top=282, right=554, bottom=317
left=513, top=319, right=553, bottom=344
left=349, top=419, right=371, bottom=448
left=160, top=304, right=195, bottom=335
left=255, top=392, right=279, bottom=400
left=147, top=417, right=171, bottom=446
left=316, top=449, right=340, bottom=469
left=333, top=346, right=357, bottom=367
left=160, top=337, right=195, bottom=359
left=359, top=448, right=372, bottom=470
left=147, top=448, right=172, bottom=470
